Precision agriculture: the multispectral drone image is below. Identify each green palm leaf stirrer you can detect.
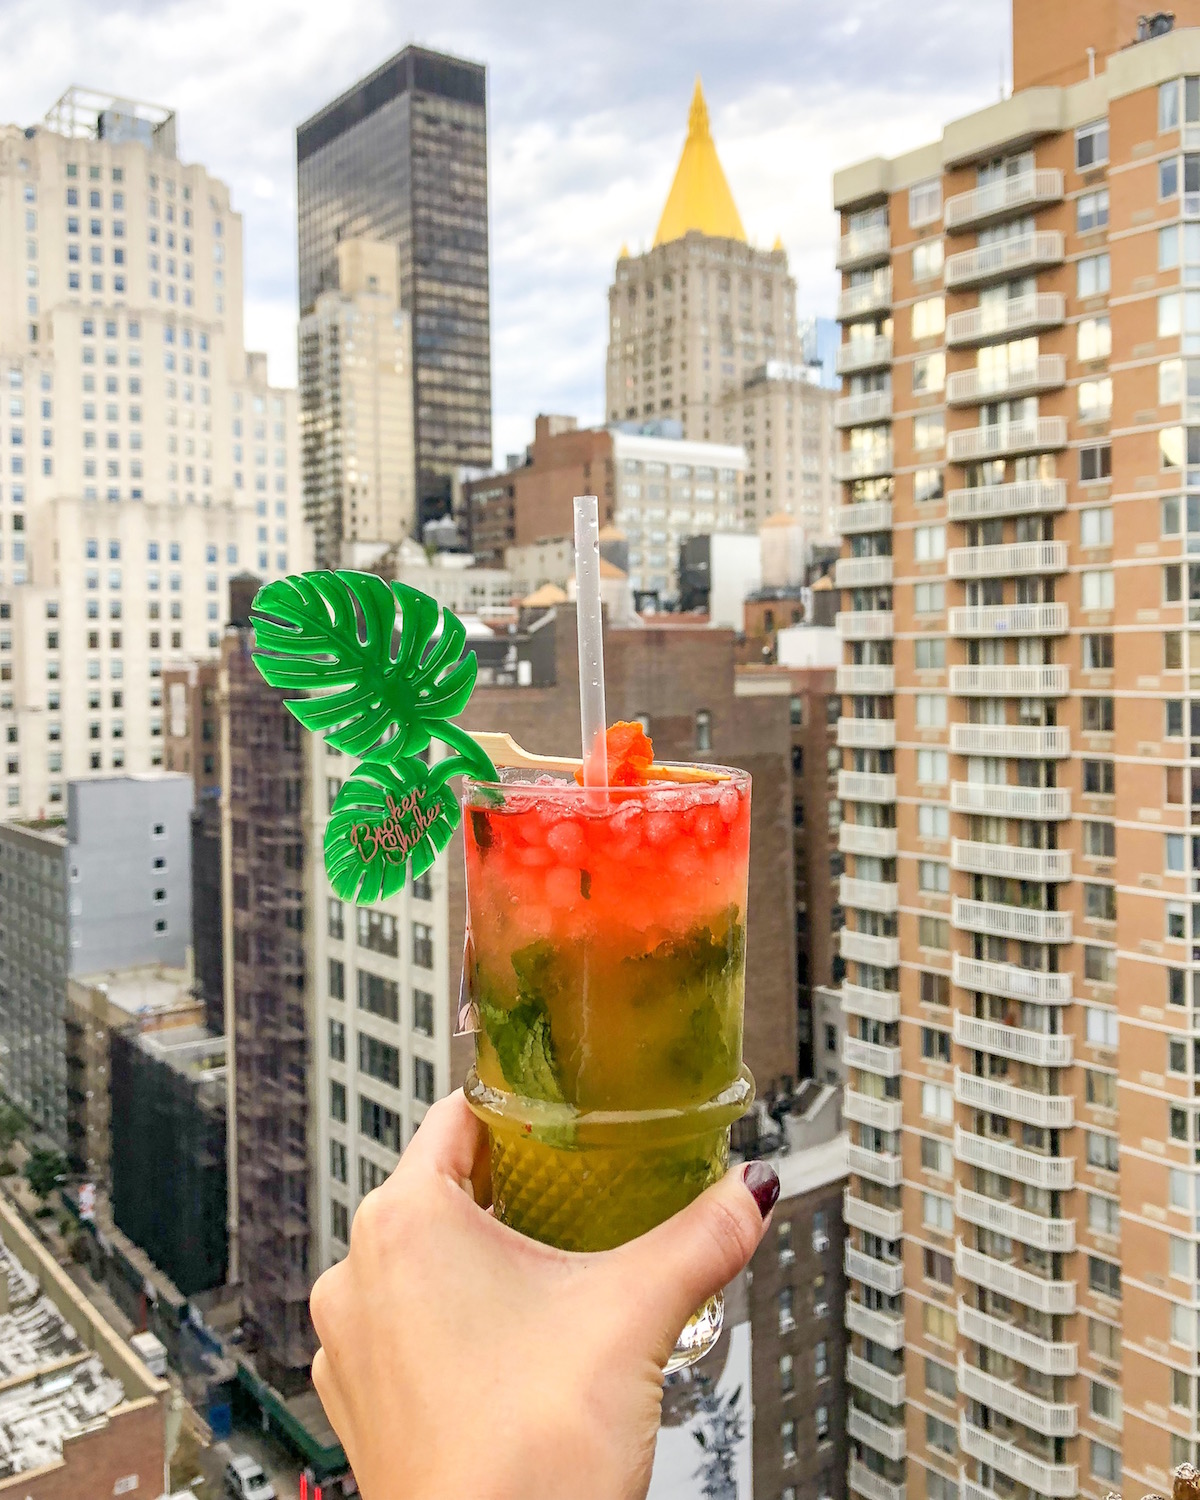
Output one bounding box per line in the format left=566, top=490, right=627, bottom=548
left=249, top=570, right=499, bottom=905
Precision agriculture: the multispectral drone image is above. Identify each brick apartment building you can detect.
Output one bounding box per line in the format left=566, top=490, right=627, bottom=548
left=834, top=3, right=1200, bottom=1496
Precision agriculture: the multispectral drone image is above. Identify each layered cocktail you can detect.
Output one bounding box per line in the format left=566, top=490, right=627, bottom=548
left=461, top=752, right=753, bottom=1365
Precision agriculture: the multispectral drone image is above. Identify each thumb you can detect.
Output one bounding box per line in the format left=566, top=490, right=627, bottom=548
left=607, top=1160, right=780, bottom=1358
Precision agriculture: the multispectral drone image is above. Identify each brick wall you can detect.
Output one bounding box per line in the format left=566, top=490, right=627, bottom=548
left=0, top=1396, right=165, bottom=1500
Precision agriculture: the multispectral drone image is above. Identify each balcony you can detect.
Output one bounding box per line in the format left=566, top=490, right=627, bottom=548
left=845, top=1188, right=904, bottom=1241
left=837, top=223, right=891, bottom=269
left=953, top=953, right=1072, bottom=1004
left=838, top=500, right=894, bottom=534
left=944, top=229, right=1065, bottom=289
left=954, top=1125, right=1074, bottom=1191
left=842, top=982, right=901, bottom=1022
left=837, top=611, right=894, bottom=640
left=835, top=391, right=894, bottom=427
left=838, top=274, right=893, bottom=321
left=949, top=723, right=1069, bottom=758
left=838, top=770, right=897, bottom=804
left=952, top=896, right=1072, bottom=944
left=951, top=838, right=1071, bottom=882
left=846, top=1242, right=904, bottom=1293
left=847, top=1144, right=903, bottom=1189
left=957, top=1301, right=1078, bottom=1376
left=840, top=823, right=899, bottom=858
left=949, top=782, right=1070, bottom=820
left=946, top=354, right=1065, bottom=406
left=838, top=718, right=897, bottom=751
left=840, top=926, right=900, bottom=969
left=954, top=1068, right=1074, bottom=1128
left=959, top=1416, right=1077, bottom=1499
left=948, top=540, right=1067, bottom=578
left=953, top=1014, right=1073, bottom=1068
left=847, top=1351, right=905, bottom=1407
left=846, top=1297, right=905, bottom=1351
left=844, top=1088, right=903, bottom=1132
left=847, top=1406, right=906, bottom=1463
left=945, top=294, right=1066, bottom=349
left=837, top=663, right=894, bottom=695
left=836, top=448, right=894, bottom=483
left=957, top=1357, right=1077, bottom=1439
left=837, top=336, right=893, bottom=375
left=947, top=477, right=1066, bottom=523
left=947, top=602, right=1068, bottom=637
left=956, top=1185, right=1075, bottom=1252
left=835, top=554, right=894, bottom=588
left=946, top=415, right=1067, bottom=463
left=948, top=664, right=1069, bottom=697
left=944, top=168, right=1064, bottom=231
left=849, top=1461, right=905, bottom=1500
left=843, top=1035, right=902, bottom=1077
left=840, top=874, right=900, bottom=913
left=955, top=1240, right=1076, bottom=1315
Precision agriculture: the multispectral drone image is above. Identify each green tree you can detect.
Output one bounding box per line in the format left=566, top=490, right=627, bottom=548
left=23, top=1149, right=66, bottom=1204
left=0, top=1104, right=25, bottom=1158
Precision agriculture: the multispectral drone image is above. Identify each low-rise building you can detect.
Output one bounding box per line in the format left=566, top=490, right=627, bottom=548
left=110, top=1021, right=227, bottom=1296
left=465, top=415, right=747, bottom=604
left=0, top=775, right=192, bottom=1146
left=0, top=1194, right=169, bottom=1499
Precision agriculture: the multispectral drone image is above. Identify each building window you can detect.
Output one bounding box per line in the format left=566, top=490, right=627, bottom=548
left=1086, top=1006, right=1119, bottom=1047
left=815, top=1405, right=829, bottom=1443
left=778, top=1286, right=795, bottom=1332
left=781, top=1419, right=797, bottom=1466
left=413, top=989, right=435, bottom=1037
left=1076, top=119, right=1110, bottom=170
left=357, top=970, right=400, bottom=1023
left=329, top=1019, right=345, bottom=1062
left=926, top=1412, right=956, bottom=1456
left=328, top=958, right=345, bottom=1000
left=412, top=922, right=434, bottom=969
left=909, top=177, right=942, bottom=227
left=359, top=1033, right=401, bottom=1089
left=814, top=1339, right=828, bottom=1378
left=779, top=1353, right=794, bottom=1394
left=1089, top=1254, right=1122, bottom=1300
left=695, top=709, right=712, bottom=752
left=331, top=1199, right=349, bottom=1244
left=330, top=1081, right=346, bottom=1123
left=330, top=1139, right=347, bottom=1185
left=414, top=1056, right=435, bottom=1105
left=359, top=1093, right=402, bottom=1151
left=1090, top=1440, right=1121, bottom=1486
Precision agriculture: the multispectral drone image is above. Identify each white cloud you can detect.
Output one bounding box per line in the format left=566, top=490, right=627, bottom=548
left=1, top=0, right=1009, bottom=463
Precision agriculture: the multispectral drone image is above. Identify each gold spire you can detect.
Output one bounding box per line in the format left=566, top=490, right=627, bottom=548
left=653, top=79, right=747, bottom=248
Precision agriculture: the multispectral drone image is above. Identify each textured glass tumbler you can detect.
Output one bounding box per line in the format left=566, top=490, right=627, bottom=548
left=460, top=767, right=754, bottom=1370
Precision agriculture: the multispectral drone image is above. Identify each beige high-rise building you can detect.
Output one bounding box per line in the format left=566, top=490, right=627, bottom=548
left=299, top=237, right=415, bottom=567
left=720, top=360, right=839, bottom=539
left=0, top=89, right=305, bottom=819
left=829, top=5, right=1200, bottom=1499
left=605, top=82, right=836, bottom=544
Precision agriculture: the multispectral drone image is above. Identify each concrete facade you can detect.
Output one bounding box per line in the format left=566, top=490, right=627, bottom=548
left=0, top=93, right=304, bottom=820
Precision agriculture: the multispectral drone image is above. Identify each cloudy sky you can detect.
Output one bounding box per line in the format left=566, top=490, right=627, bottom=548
left=4, top=0, right=1010, bottom=463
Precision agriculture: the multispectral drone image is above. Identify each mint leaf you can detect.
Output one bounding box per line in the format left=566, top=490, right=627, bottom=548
left=478, top=992, right=565, bottom=1103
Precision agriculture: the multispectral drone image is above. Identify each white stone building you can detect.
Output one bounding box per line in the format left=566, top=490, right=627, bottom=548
left=0, top=89, right=305, bottom=817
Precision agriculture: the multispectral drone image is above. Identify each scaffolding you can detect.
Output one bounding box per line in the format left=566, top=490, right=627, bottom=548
left=43, top=87, right=177, bottom=157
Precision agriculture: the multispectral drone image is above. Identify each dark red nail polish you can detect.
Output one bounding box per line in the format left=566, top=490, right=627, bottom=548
left=742, top=1160, right=780, bottom=1218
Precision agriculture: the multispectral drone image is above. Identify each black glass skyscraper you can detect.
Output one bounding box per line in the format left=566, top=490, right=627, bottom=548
left=297, top=46, right=492, bottom=524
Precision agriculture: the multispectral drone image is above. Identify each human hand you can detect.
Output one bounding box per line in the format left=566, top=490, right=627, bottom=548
left=310, top=1091, right=779, bottom=1500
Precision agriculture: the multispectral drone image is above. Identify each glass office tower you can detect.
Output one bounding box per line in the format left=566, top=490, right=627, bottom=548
left=297, top=47, right=492, bottom=525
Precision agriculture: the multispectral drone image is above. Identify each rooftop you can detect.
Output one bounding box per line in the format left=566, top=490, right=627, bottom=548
left=0, top=1196, right=164, bottom=1481
left=139, top=1025, right=226, bottom=1082
left=77, top=964, right=193, bottom=1018
left=653, top=80, right=746, bottom=248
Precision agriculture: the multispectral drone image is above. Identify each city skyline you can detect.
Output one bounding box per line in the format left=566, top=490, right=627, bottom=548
left=0, top=0, right=1009, bottom=466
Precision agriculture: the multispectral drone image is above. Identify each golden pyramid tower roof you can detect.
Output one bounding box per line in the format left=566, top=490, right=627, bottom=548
left=653, top=79, right=746, bottom=248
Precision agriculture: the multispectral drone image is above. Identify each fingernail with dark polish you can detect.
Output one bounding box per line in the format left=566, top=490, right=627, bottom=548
left=742, top=1160, right=780, bottom=1219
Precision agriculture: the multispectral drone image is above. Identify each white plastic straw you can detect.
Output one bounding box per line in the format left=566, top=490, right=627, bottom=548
left=573, top=495, right=609, bottom=788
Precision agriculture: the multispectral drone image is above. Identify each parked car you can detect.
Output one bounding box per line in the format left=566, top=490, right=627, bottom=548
left=224, top=1454, right=276, bottom=1500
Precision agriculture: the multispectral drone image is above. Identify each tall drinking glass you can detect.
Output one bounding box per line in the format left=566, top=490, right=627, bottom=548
left=461, top=766, right=754, bottom=1369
